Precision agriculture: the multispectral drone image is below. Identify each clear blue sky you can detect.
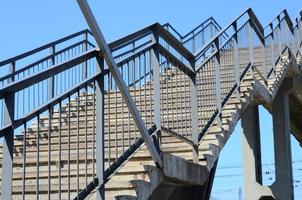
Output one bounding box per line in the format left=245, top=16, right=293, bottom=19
left=1, top=0, right=302, bottom=199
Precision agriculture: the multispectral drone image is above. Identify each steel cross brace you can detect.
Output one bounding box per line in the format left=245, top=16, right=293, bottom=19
left=76, top=0, right=163, bottom=170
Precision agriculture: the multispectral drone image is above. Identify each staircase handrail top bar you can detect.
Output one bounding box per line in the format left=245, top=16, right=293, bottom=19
left=162, top=16, right=221, bottom=40
left=0, top=49, right=98, bottom=99
left=107, top=22, right=194, bottom=62
left=264, top=9, right=294, bottom=35
left=183, top=17, right=222, bottom=39
left=0, top=29, right=92, bottom=67
left=193, top=8, right=264, bottom=59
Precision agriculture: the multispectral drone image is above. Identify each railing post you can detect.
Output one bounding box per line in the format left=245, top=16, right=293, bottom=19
left=248, top=21, right=254, bottom=66
left=150, top=30, right=162, bottom=153
left=95, top=55, right=105, bottom=200
left=277, top=16, right=282, bottom=57
left=261, top=36, right=267, bottom=80
left=48, top=45, right=55, bottom=99
left=82, top=31, right=88, bottom=80
left=1, top=61, right=15, bottom=199
left=233, top=22, right=240, bottom=97
left=270, top=23, right=276, bottom=74
left=190, top=69, right=199, bottom=163
left=214, top=38, right=222, bottom=128
left=192, top=33, right=196, bottom=53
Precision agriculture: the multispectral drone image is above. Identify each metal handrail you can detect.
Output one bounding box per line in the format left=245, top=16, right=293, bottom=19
left=0, top=29, right=93, bottom=67
left=0, top=3, right=301, bottom=199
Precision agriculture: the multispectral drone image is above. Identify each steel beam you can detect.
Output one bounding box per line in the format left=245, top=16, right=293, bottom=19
left=48, top=45, right=55, bottom=99
left=151, top=30, right=162, bottom=153
left=95, top=56, right=105, bottom=199
left=1, top=62, right=15, bottom=199
left=76, top=0, right=163, bottom=168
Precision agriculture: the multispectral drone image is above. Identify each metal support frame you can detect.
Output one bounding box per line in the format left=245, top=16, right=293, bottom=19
left=150, top=30, right=162, bottom=153
left=95, top=56, right=105, bottom=199
left=48, top=45, right=55, bottom=99
left=214, top=38, right=222, bottom=128
left=248, top=21, right=254, bottom=66
left=233, top=22, right=240, bottom=96
left=76, top=0, right=163, bottom=168
left=1, top=61, right=15, bottom=199
left=82, top=32, right=88, bottom=80
left=270, top=23, right=276, bottom=74
left=190, top=72, right=199, bottom=163
left=277, top=16, right=283, bottom=57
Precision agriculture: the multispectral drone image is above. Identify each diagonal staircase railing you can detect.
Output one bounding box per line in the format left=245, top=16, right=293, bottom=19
left=0, top=1, right=301, bottom=199
left=0, top=3, right=222, bottom=199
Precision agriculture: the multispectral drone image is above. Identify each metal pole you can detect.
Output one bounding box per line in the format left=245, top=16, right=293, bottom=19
left=233, top=22, right=240, bottom=97
left=270, top=24, right=276, bottom=74
left=76, top=0, right=163, bottom=168
left=214, top=38, right=222, bottom=128
left=1, top=61, right=15, bottom=199
left=95, top=56, right=105, bottom=200
left=82, top=31, right=88, bottom=80
left=48, top=45, right=55, bottom=99
left=190, top=72, right=199, bottom=163
left=277, top=17, right=282, bottom=57
left=150, top=30, right=162, bottom=153
left=248, top=21, right=254, bottom=66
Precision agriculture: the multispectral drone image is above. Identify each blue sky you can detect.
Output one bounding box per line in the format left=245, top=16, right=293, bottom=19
left=1, top=0, right=302, bottom=199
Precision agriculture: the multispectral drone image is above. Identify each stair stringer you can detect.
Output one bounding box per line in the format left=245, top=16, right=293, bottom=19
left=198, top=46, right=302, bottom=188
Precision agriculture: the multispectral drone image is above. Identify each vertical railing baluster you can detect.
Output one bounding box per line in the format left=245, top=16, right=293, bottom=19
left=248, top=21, right=254, bottom=67
left=58, top=101, right=62, bottom=199
left=151, top=30, right=162, bottom=152
left=190, top=66, right=199, bottom=163
left=214, top=38, right=222, bottom=128
left=85, top=84, right=88, bottom=186
left=36, top=114, right=40, bottom=200
left=77, top=90, right=80, bottom=197
left=67, top=96, right=71, bottom=200
left=277, top=16, right=282, bottom=57
left=48, top=107, right=52, bottom=200
left=95, top=56, right=105, bottom=200
left=83, top=32, right=88, bottom=80
left=92, top=82, right=96, bottom=177
left=48, top=45, right=55, bottom=100
left=233, top=22, right=240, bottom=97
left=22, top=123, right=27, bottom=199
left=270, top=24, right=276, bottom=75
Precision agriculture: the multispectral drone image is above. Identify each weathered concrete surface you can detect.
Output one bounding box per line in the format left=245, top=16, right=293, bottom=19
left=241, top=104, right=274, bottom=199
left=130, top=152, right=212, bottom=200
left=289, top=73, right=302, bottom=145
left=270, top=78, right=294, bottom=200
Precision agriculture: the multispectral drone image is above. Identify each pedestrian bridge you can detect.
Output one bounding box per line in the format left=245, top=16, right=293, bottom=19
left=0, top=1, right=301, bottom=199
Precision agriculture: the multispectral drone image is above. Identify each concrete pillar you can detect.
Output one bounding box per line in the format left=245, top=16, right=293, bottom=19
left=241, top=104, right=273, bottom=199
left=270, top=78, right=294, bottom=200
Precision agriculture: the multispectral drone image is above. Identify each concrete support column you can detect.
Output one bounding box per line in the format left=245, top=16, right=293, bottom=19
left=241, top=104, right=273, bottom=199
left=271, top=79, right=294, bottom=200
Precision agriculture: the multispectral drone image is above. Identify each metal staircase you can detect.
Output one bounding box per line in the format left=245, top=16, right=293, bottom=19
left=0, top=1, right=302, bottom=199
